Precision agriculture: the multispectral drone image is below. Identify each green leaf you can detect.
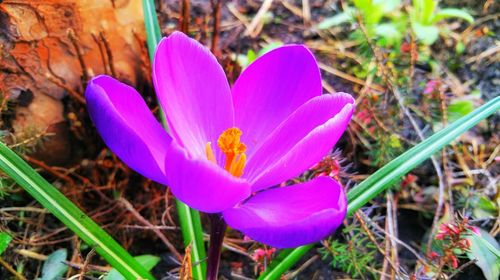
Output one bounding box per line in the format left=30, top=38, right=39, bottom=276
left=379, top=0, right=401, bottom=13
left=421, top=0, right=437, bottom=24
left=448, top=99, right=475, bottom=123
left=374, top=23, right=403, bottom=45
left=317, top=12, right=353, bottom=29
left=411, top=0, right=436, bottom=25
left=0, top=142, right=154, bottom=280
left=466, top=229, right=500, bottom=280
left=473, top=195, right=497, bottom=219
left=176, top=201, right=207, bottom=279
left=142, top=2, right=207, bottom=279
left=38, top=249, right=68, bottom=280
left=104, top=255, right=160, bottom=280
left=388, top=134, right=402, bottom=148
left=455, top=41, right=466, bottom=54
left=412, top=22, right=439, bottom=45
left=257, top=42, right=284, bottom=57
left=142, top=0, right=162, bottom=62
left=476, top=196, right=497, bottom=212
left=433, top=8, right=474, bottom=24
left=245, top=50, right=257, bottom=66
left=0, top=232, right=12, bottom=255
left=259, top=96, right=500, bottom=280
left=258, top=246, right=313, bottom=280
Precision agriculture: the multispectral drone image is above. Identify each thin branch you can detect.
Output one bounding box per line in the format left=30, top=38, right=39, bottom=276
left=118, top=198, right=182, bottom=261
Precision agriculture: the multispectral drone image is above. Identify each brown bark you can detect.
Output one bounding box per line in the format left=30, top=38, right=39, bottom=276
left=0, top=0, right=148, bottom=165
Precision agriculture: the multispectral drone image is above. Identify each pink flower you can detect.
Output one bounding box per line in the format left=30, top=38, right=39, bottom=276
left=429, top=251, right=439, bottom=259
left=450, top=255, right=459, bottom=268
left=423, top=80, right=438, bottom=94
left=252, top=248, right=276, bottom=262
left=85, top=32, right=353, bottom=248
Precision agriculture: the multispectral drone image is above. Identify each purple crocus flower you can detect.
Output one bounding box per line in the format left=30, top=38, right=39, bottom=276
left=85, top=32, right=354, bottom=248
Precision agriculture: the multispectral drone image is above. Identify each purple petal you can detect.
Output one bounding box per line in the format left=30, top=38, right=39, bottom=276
left=245, top=93, right=354, bottom=191
left=164, top=143, right=251, bottom=213
left=223, top=176, right=346, bottom=248
left=153, top=32, right=233, bottom=162
left=232, top=45, right=322, bottom=157
left=85, top=75, right=171, bottom=185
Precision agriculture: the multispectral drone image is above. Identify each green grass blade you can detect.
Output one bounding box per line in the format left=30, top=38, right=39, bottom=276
left=142, top=0, right=162, bottom=62
left=176, top=201, right=208, bottom=278
left=259, top=96, right=499, bottom=280
left=259, top=246, right=313, bottom=280
left=346, top=96, right=499, bottom=212
left=142, top=1, right=207, bottom=278
left=0, top=142, right=154, bottom=280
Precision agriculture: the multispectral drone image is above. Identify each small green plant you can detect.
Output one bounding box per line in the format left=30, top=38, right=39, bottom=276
left=409, top=0, right=473, bottom=45
left=425, top=218, right=500, bottom=280
left=317, top=0, right=406, bottom=83
left=318, top=0, right=473, bottom=46
left=319, top=224, right=378, bottom=278
left=0, top=232, right=12, bottom=255
left=0, top=176, right=15, bottom=199
left=236, top=42, right=284, bottom=68
left=104, top=255, right=160, bottom=280
left=318, top=0, right=405, bottom=48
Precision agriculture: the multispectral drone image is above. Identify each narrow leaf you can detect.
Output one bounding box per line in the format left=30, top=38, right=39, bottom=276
left=0, top=232, right=12, bottom=255
left=422, top=0, right=437, bottom=24
left=466, top=229, right=500, bottom=280
left=0, top=142, right=154, bottom=280
left=104, top=255, right=161, bottom=280
left=317, top=11, right=353, bottom=29
left=347, top=96, right=499, bottom=213
left=433, top=8, right=474, bottom=24
left=176, top=200, right=207, bottom=279
left=142, top=0, right=162, bottom=62
left=259, top=96, right=499, bottom=279
left=258, top=246, right=312, bottom=280
left=448, top=99, right=474, bottom=123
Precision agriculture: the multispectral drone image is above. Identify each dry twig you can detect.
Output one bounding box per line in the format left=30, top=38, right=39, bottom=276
left=245, top=0, right=274, bottom=37
left=118, top=197, right=183, bottom=261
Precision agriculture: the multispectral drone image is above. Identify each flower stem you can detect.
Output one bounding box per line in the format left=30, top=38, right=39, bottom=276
left=206, top=214, right=227, bottom=280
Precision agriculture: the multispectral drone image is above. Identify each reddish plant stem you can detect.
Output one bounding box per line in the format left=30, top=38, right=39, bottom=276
left=207, top=214, right=227, bottom=280
left=67, top=29, right=89, bottom=85
left=99, top=31, right=116, bottom=77
left=210, top=0, right=222, bottom=56
left=180, top=0, right=191, bottom=33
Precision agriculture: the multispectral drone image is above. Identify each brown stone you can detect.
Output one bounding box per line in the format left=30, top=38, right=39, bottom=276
left=0, top=0, right=149, bottom=165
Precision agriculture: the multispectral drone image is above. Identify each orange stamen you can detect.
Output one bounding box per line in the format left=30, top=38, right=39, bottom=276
left=229, top=153, right=246, bottom=177
left=205, top=142, right=216, bottom=163
left=215, top=127, right=247, bottom=177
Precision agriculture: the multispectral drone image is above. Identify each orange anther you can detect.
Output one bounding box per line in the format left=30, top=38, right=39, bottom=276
left=214, top=127, right=247, bottom=177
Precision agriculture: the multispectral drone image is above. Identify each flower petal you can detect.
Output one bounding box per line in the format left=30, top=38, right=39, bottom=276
left=223, top=176, right=346, bottom=248
left=232, top=45, right=322, bottom=156
left=245, top=93, right=354, bottom=191
left=153, top=32, right=233, bottom=162
left=165, top=143, right=251, bottom=213
left=85, top=75, right=171, bottom=184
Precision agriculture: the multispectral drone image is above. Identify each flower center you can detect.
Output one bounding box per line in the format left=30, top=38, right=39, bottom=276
left=205, top=127, right=247, bottom=177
